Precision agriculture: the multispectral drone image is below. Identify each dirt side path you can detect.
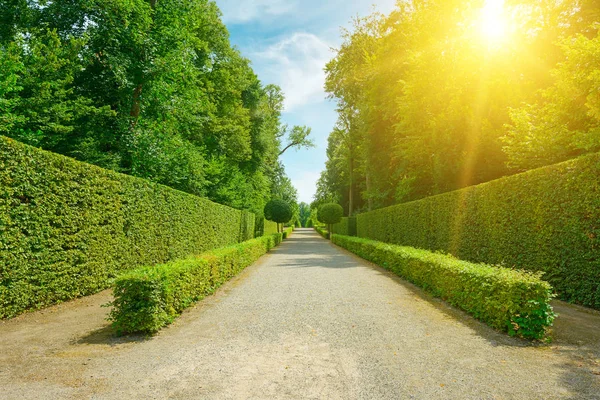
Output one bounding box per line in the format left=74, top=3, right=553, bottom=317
left=1, top=228, right=599, bottom=399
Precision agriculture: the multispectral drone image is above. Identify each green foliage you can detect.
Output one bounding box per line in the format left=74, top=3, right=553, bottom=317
left=0, top=136, right=255, bottom=318
left=333, top=217, right=357, bottom=237
left=109, top=233, right=283, bottom=334
left=332, top=235, right=555, bottom=340
left=504, top=31, right=600, bottom=170
left=264, top=199, right=292, bottom=224
left=356, top=153, right=600, bottom=309
left=0, top=1, right=308, bottom=216
left=263, top=219, right=279, bottom=236
left=317, top=203, right=344, bottom=225
left=298, top=202, right=311, bottom=227
left=314, top=226, right=328, bottom=239
left=283, top=226, right=294, bottom=239
left=322, top=1, right=599, bottom=210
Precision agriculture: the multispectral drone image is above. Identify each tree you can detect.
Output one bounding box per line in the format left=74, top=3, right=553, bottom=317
left=503, top=30, right=600, bottom=170
left=298, top=202, right=311, bottom=227
left=278, top=125, right=315, bottom=156
left=264, top=199, right=292, bottom=233
left=0, top=0, right=309, bottom=217
left=317, top=203, right=343, bottom=240
left=322, top=0, right=599, bottom=212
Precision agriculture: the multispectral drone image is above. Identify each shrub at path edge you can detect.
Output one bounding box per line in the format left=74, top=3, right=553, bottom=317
left=109, top=233, right=283, bottom=334
left=333, top=234, right=555, bottom=340
left=264, top=199, right=292, bottom=233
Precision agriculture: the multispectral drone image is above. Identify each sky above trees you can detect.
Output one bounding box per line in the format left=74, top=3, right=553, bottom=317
left=215, top=0, right=397, bottom=203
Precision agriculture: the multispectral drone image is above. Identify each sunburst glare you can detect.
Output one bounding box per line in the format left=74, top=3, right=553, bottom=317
left=480, top=0, right=508, bottom=43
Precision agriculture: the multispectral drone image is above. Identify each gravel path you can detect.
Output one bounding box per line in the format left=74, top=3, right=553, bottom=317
left=1, top=228, right=599, bottom=399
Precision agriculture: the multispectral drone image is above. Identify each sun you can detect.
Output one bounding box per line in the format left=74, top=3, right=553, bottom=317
left=480, top=0, right=508, bottom=43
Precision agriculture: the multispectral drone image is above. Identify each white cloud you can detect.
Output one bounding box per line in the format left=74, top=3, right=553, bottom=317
left=216, top=0, right=298, bottom=23
left=290, top=170, right=322, bottom=204
left=254, top=33, right=332, bottom=111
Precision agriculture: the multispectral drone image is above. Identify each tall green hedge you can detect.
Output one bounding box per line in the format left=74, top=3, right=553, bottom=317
left=333, top=217, right=357, bottom=236
left=356, top=153, right=600, bottom=309
left=0, top=136, right=255, bottom=318
left=332, top=235, right=555, bottom=339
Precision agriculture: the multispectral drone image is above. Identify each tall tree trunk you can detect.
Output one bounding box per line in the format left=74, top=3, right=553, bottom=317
left=366, top=169, right=373, bottom=211
left=130, top=83, right=143, bottom=120
left=348, top=142, right=354, bottom=216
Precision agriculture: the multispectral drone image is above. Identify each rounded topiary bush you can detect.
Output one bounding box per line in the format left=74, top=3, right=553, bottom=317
left=264, top=199, right=292, bottom=233
left=317, top=203, right=344, bottom=239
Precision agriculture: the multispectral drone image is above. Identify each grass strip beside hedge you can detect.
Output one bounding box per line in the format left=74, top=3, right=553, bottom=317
left=332, top=234, right=555, bottom=339
left=109, top=233, right=283, bottom=334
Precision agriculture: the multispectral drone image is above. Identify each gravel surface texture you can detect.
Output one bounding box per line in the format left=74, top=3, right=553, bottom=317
left=1, top=228, right=599, bottom=399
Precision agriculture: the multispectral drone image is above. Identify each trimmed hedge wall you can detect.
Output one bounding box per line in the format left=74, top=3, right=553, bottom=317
left=333, top=217, right=357, bottom=236
left=109, top=233, right=283, bottom=333
left=357, top=153, right=600, bottom=309
left=333, top=235, right=555, bottom=339
left=0, top=136, right=255, bottom=318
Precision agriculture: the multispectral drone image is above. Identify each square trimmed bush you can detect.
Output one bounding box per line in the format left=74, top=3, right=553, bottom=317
left=332, top=234, right=555, bottom=339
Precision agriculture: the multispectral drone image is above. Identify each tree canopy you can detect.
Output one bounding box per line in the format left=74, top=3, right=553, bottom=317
left=264, top=199, right=293, bottom=225
left=317, top=203, right=343, bottom=225
left=319, top=0, right=600, bottom=214
left=0, top=0, right=309, bottom=216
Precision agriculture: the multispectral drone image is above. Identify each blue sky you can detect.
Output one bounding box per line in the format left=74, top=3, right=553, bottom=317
left=214, top=0, right=397, bottom=204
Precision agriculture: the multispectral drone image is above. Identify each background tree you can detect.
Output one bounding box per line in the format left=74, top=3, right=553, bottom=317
left=298, top=202, right=311, bottom=227
left=321, top=0, right=599, bottom=212
left=264, top=199, right=293, bottom=233
left=317, top=203, right=344, bottom=240
left=0, top=0, right=310, bottom=218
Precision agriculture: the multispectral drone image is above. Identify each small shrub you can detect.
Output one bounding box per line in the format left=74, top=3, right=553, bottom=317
left=109, top=233, right=283, bottom=334
left=332, top=234, right=556, bottom=340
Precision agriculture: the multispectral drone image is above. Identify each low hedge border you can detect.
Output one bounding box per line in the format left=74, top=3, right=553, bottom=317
left=109, top=233, right=283, bottom=334
left=332, top=234, right=555, bottom=339
left=283, top=226, right=294, bottom=239
left=314, top=226, right=328, bottom=239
